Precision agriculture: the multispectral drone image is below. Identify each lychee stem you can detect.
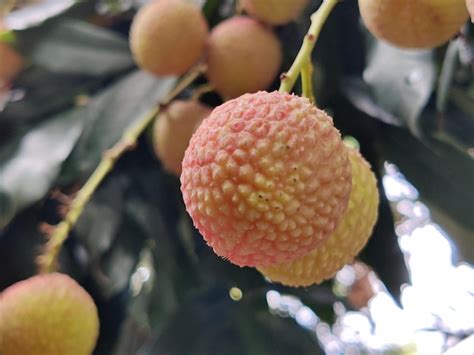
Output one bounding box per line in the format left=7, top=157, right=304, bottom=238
left=191, top=82, right=215, bottom=100
left=37, top=62, right=207, bottom=274
left=301, top=60, right=315, bottom=104
left=279, top=0, right=338, bottom=95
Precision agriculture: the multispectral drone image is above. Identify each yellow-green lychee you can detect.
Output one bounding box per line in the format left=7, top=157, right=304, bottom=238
left=258, top=149, right=379, bottom=287
left=0, top=273, right=99, bottom=355
left=153, top=99, right=212, bottom=176
left=205, top=16, right=282, bottom=99
left=181, top=91, right=352, bottom=267
left=129, top=0, right=209, bottom=76
left=358, top=0, right=469, bottom=49
left=241, top=0, right=309, bottom=25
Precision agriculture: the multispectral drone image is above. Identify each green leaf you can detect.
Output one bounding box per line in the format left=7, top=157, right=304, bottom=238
left=16, top=19, right=134, bottom=75
left=0, top=108, right=83, bottom=228
left=59, top=70, right=176, bottom=183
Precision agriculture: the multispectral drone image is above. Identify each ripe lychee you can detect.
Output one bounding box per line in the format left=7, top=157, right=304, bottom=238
left=241, top=0, right=309, bottom=25
left=358, top=0, right=469, bottom=49
left=181, top=91, right=352, bottom=267
left=0, top=273, right=99, bottom=355
left=153, top=99, right=212, bottom=176
left=129, top=0, right=209, bottom=76
left=205, top=16, right=282, bottom=99
left=258, top=149, right=379, bottom=287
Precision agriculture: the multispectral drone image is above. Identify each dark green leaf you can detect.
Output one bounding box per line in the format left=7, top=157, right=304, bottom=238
left=16, top=19, right=134, bottom=75
left=0, top=107, right=83, bottom=228
left=59, top=70, right=176, bottom=183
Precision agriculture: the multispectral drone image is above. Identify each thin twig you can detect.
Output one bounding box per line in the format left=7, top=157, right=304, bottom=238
left=37, top=63, right=207, bottom=273
left=279, top=0, right=339, bottom=94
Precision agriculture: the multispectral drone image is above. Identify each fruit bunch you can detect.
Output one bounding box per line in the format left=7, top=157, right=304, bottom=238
left=127, top=0, right=382, bottom=286
left=129, top=0, right=312, bottom=176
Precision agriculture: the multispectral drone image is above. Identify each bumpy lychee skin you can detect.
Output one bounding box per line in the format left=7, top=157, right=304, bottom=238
left=153, top=100, right=212, bottom=176
left=359, top=0, right=468, bottom=49
left=129, top=0, right=209, bottom=76
left=258, top=149, right=379, bottom=287
left=241, top=0, right=309, bottom=25
left=206, top=16, right=282, bottom=99
left=181, top=91, right=352, bottom=267
left=0, top=273, right=99, bottom=355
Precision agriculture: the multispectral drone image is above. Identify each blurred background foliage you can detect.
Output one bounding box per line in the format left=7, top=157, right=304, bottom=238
left=0, top=0, right=473, bottom=354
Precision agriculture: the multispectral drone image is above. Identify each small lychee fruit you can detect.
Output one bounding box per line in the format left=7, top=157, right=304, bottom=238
left=153, top=99, right=212, bottom=176
left=241, top=0, right=309, bottom=25
left=205, top=16, right=282, bottom=99
left=129, top=0, right=209, bottom=76
left=181, top=91, right=352, bottom=267
left=358, top=0, right=469, bottom=49
left=0, top=23, right=24, bottom=83
left=0, top=273, right=99, bottom=355
left=258, top=149, right=379, bottom=287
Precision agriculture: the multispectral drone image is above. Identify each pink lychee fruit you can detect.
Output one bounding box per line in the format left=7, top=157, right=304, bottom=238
left=205, top=16, right=283, bottom=99
left=180, top=91, right=352, bottom=267
left=153, top=99, right=212, bottom=176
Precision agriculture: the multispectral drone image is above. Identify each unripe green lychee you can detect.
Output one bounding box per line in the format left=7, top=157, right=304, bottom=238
left=358, top=0, right=468, bottom=49
left=241, top=0, right=309, bottom=25
left=0, top=273, right=99, bottom=355
left=181, top=91, right=352, bottom=267
left=258, top=149, right=379, bottom=287
left=205, top=16, right=282, bottom=99
left=153, top=99, right=212, bottom=176
left=129, top=0, right=209, bottom=76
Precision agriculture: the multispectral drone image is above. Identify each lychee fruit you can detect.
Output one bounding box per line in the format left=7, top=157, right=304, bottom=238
left=129, top=0, right=209, bottom=76
left=358, top=0, right=469, bottom=49
left=153, top=99, right=212, bottom=176
left=180, top=91, right=352, bottom=267
left=241, top=0, right=309, bottom=25
left=258, top=149, right=379, bottom=287
left=205, top=16, right=282, bottom=99
left=0, top=273, right=99, bottom=355
left=0, top=23, right=24, bottom=83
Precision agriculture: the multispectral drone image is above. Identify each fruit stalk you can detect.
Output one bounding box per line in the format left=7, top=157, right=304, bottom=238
left=279, top=0, right=338, bottom=95
left=37, top=63, right=207, bottom=273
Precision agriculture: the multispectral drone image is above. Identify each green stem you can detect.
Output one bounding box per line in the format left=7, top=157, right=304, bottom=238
left=301, top=60, right=315, bottom=104
left=37, top=63, right=206, bottom=273
left=279, top=0, right=338, bottom=94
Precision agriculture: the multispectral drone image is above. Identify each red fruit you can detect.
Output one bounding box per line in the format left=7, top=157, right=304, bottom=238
left=181, top=91, right=351, bottom=267
left=205, top=16, right=282, bottom=99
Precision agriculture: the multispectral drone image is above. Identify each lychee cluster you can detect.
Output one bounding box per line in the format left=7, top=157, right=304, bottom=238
left=359, top=0, right=468, bottom=49
left=0, top=273, right=99, bottom=355
left=181, top=91, right=352, bottom=267
left=129, top=0, right=311, bottom=99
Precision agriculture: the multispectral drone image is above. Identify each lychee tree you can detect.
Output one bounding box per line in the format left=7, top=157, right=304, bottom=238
left=0, top=1, right=473, bottom=354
